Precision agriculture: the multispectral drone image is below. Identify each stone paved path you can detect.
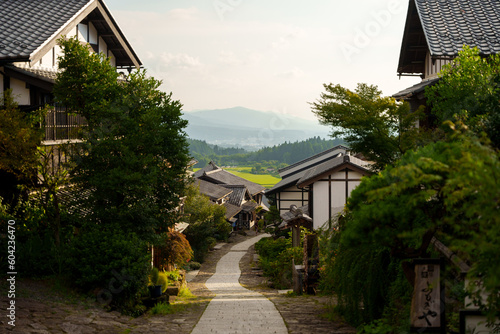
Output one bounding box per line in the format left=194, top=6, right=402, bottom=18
left=192, top=235, right=288, bottom=334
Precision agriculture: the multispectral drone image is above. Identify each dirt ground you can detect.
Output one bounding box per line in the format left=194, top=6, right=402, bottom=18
left=0, top=231, right=355, bottom=333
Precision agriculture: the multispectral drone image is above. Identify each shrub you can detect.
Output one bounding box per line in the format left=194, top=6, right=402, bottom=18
left=155, top=230, right=192, bottom=270
left=65, top=228, right=150, bottom=309
left=185, top=261, right=201, bottom=271
left=255, top=237, right=302, bottom=289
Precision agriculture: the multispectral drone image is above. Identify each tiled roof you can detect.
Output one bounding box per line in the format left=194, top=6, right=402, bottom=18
left=5, top=64, right=59, bottom=82
left=0, top=0, right=141, bottom=67
left=278, top=145, right=349, bottom=177
left=267, top=146, right=348, bottom=195
left=223, top=202, right=241, bottom=220
left=222, top=185, right=249, bottom=207
left=193, top=161, right=221, bottom=178
left=200, top=169, right=265, bottom=196
left=280, top=205, right=311, bottom=223
left=398, top=0, right=500, bottom=75
left=0, top=0, right=92, bottom=61
left=297, top=155, right=371, bottom=187
left=416, top=0, right=500, bottom=57
left=392, top=77, right=440, bottom=99
left=195, top=179, right=232, bottom=201
left=241, top=201, right=258, bottom=213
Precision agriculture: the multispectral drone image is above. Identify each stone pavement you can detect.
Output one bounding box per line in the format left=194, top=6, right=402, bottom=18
left=192, top=234, right=288, bottom=334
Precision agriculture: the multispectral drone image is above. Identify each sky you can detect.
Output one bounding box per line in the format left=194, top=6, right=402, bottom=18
left=105, top=0, right=421, bottom=121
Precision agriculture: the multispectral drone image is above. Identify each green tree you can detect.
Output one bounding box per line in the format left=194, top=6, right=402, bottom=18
left=183, top=182, right=230, bottom=262
left=0, top=89, right=44, bottom=205
left=426, top=46, right=500, bottom=148
left=340, top=123, right=500, bottom=324
left=54, top=37, right=190, bottom=242
left=311, top=83, right=423, bottom=170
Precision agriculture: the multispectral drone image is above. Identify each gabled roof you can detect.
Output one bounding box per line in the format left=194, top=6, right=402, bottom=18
left=280, top=205, right=312, bottom=223
left=223, top=202, right=241, bottom=220
left=196, top=162, right=265, bottom=196
left=0, top=0, right=141, bottom=68
left=398, top=0, right=500, bottom=76
left=193, top=161, right=222, bottom=178
left=194, top=179, right=232, bottom=202
left=278, top=145, right=349, bottom=178
left=266, top=145, right=349, bottom=195
left=297, top=155, right=371, bottom=188
left=222, top=185, right=251, bottom=207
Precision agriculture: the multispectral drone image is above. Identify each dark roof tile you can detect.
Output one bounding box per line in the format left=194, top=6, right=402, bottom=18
left=0, top=0, right=91, bottom=61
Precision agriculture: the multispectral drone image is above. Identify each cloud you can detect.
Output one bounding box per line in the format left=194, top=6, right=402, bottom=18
left=161, top=53, right=201, bottom=69
left=276, top=67, right=305, bottom=79
left=165, top=7, right=200, bottom=21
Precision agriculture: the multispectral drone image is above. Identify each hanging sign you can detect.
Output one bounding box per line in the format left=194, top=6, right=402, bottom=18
left=410, top=259, right=445, bottom=333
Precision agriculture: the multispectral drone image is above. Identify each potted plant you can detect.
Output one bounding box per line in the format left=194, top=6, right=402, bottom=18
left=148, top=268, right=163, bottom=298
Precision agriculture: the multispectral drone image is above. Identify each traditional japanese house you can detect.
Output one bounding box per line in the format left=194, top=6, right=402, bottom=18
left=194, top=161, right=266, bottom=229
left=266, top=145, right=350, bottom=216
left=393, top=0, right=500, bottom=127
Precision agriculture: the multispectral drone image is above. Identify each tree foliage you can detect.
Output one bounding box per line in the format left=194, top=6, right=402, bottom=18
left=183, top=182, right=231, bottom=262
left=426, top=46, right=500, bottom=148
left=341, top=124, right=500, bottom=323
left=54, top=37, right=190, bottom=242
left=189, top=136, right=343, bottom=168
left=0, top=90, right=44, bottom=205
left=311, top=83, right=423, bottom=170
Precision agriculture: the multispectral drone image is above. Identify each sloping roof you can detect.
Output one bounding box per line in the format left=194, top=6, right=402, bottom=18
left=222, top=185, right=250, bottom=207
left=278, top=145, right=349, bottom=177
left=0, top=0, right=141, bottom=68
left=266, top=146, right=349, bottom=195
left=280, top=205, right=312, bottom=223
left=193, top=161, right=221, bottom=178
left=3, top=64, right=58, bottom=91
left=392, top=77, right=440, bottom=99
left=195, top=179, right=232, bottom=202
left=297, top=155, right=371, bottom=187
left=223, top=202, right=241, bottom=220
left=241, top=201, right=258, bottom=213
left=398, top=0, right=500, bottom=75
left=198, top=168, right=265, bottom=196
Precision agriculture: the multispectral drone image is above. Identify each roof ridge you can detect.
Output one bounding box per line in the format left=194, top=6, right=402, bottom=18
left=278, top=144, right=350, bottom=174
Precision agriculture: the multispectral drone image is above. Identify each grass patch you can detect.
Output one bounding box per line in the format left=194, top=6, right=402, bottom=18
left=150, top=302, right=187, bottom=315
left=192, top=166, right=281, bottom=188
left=224, top=168, right=280, bottom=188
left=178, top=286, right=196, bottom=299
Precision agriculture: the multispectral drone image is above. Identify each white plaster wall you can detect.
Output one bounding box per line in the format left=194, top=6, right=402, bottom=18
left=279, top=189, right=304, bottom=201
left=40, top=48, right=54, bottom=68
left=313, top=181, right=329, bottom=229
left=54, top=44, right=63, bottom=67
left=10, top=78, right=30, bottom=105
left=89, top=22, right=98, bottom=45
left=109, top=50, right=116, bottom=67
left=67, top=28, right=77, bottom=38
left=331, top=181, right=346, bottom=209
left=349, top=170, right=364, bottom=179
left=99, top=36, right=107, bottom=55
left=347, top=180, right=361, bottom=195
left=330, top=171, right=345, bottom=179
left=77, top=23, right=88, bottom=43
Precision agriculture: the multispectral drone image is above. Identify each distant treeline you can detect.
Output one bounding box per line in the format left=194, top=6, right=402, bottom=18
left=188, top=137, right=344, bottom=168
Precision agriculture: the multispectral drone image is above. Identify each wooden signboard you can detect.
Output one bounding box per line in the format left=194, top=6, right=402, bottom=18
left=410, top=259, right=445, bottom=333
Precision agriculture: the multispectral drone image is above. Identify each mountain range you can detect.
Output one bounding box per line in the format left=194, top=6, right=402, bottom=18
left=182, top=107, right=332, bottom=150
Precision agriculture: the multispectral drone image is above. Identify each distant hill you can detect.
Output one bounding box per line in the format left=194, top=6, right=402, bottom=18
left=189, top=136, right=344, bottom=168
left=182, top=107, right=331, bottom=150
